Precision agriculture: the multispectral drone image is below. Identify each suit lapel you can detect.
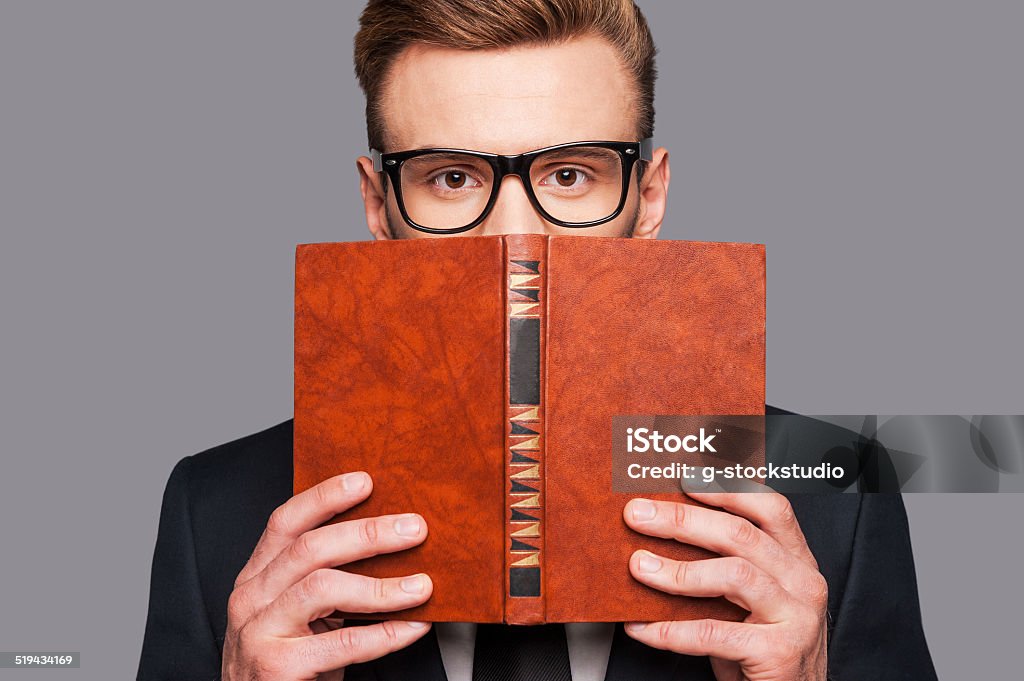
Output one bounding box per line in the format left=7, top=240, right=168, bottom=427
left=603, top=622, right=715, bottom=681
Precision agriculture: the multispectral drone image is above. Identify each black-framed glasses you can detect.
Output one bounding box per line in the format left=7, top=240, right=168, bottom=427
left=370, top=138, right=653, bottom=234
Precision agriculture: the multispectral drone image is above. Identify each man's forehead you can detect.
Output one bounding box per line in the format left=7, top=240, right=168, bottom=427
left=380, top=36, right=638, bottom=153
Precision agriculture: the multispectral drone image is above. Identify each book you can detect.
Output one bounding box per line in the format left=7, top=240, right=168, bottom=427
left=293, top=234, right=765, bottom=624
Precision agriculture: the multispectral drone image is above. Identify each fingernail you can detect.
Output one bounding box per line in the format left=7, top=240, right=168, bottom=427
left=400, top=575, right=425, bottom=594
left=394, top=515, right=422, bottom=537
left=342, top=472, right=367, bottom=492
left=631, top=499, right=656, bottom=522
left=625, top=622, right=647, bottom=633
left=637, top=551, right=662, bottom=574
left=407, top=621, right=429, bottom=629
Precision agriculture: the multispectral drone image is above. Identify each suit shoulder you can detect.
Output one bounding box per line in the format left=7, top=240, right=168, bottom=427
left=168, top=420, right=295, bottom=633
left=765, top=403, right=796, bottom=416
left=178, top=419, right=294, bottom=529
left=185, top=418, right=293, bottom=485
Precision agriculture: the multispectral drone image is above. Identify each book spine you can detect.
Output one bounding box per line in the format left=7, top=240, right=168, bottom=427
left=502, top=234, right=548, bottom=624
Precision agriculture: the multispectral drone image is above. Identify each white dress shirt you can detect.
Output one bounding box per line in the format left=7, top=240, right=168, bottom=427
left=434, top=622, right=617, bottom=681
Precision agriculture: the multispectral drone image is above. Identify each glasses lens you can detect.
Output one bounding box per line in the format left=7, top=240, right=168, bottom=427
left=529, top=146, right=624, bottom=224
left=399, top=153, right=495, bottom=231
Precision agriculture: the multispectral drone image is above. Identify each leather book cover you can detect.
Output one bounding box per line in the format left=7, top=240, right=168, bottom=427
left=293, top=234, right=765, bottom=624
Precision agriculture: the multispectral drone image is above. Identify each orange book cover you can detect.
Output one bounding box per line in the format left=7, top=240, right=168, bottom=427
left=293, top=234, right=765, bottom=624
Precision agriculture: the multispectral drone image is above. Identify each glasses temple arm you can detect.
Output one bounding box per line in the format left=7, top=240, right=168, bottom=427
left=639, top=137, right=654, bottom=162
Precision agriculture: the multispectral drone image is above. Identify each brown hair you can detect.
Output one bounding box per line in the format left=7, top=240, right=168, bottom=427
left=354, top=0, right=657, bottom=151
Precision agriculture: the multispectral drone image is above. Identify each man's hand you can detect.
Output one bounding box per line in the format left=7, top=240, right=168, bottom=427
left=623, top=491, right=828, bottom=681
left=221, top=471, right=433, bottom=681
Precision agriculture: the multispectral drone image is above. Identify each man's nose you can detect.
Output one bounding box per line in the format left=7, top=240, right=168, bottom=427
left=477, top=175, right=550, bottom=235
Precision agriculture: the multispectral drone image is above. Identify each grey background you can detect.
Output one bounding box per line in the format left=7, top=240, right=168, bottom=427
left=0, top=1, right=1020, bottom=678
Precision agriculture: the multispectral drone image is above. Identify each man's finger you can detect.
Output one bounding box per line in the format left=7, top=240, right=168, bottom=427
left=624, top=618, right=767, bottom=663
left=623, top=498, right=809, bottom=592
left=236, top=471, right=373, bottom=586
left=681, top=490, right=818, bottom=570
left=260, top=569, right=433, bottom=637
left=248, top=513, right=428, bottom=607
left=289, top=620, right=432, bottom=677
left=628, top=551, right=796, bottom=621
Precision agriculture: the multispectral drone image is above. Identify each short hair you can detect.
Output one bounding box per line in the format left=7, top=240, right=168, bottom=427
left=354, top=0, right=658, bottom=152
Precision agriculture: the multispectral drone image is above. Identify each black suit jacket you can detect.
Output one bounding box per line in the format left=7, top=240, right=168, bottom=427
left=137, top=412, right=938, bottom=680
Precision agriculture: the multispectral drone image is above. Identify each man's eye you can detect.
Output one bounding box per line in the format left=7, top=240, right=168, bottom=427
left=429, top=170, right=482, bottom=190
left=542, top=167, right=589, bottom=189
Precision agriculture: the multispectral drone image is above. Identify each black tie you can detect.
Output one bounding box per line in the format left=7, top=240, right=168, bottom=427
left=472, top=623, right=573, bottom=681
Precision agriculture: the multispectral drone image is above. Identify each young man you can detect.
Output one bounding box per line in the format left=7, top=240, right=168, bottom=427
left=138, top=2, right=936, bottom=679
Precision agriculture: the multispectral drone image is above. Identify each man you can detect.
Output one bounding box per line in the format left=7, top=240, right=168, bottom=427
left=137, top=1, right=937, bottom=679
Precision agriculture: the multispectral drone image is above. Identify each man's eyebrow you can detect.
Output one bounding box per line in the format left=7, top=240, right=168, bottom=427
left=393, top=143, right=483, bottom=152
left=535, top=147, right=620, bottom=161
left=407, top=151, right=489, bottom=162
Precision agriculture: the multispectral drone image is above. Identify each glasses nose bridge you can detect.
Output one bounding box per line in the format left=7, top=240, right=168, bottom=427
left=494, top=153, right=534, bottom=184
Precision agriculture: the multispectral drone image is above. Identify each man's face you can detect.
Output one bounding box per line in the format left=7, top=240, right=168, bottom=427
left=357, top=35, right=670, bottom=240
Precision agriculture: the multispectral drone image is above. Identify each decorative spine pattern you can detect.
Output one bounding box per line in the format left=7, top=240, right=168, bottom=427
left=505, top=249, right=545, bottom=620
